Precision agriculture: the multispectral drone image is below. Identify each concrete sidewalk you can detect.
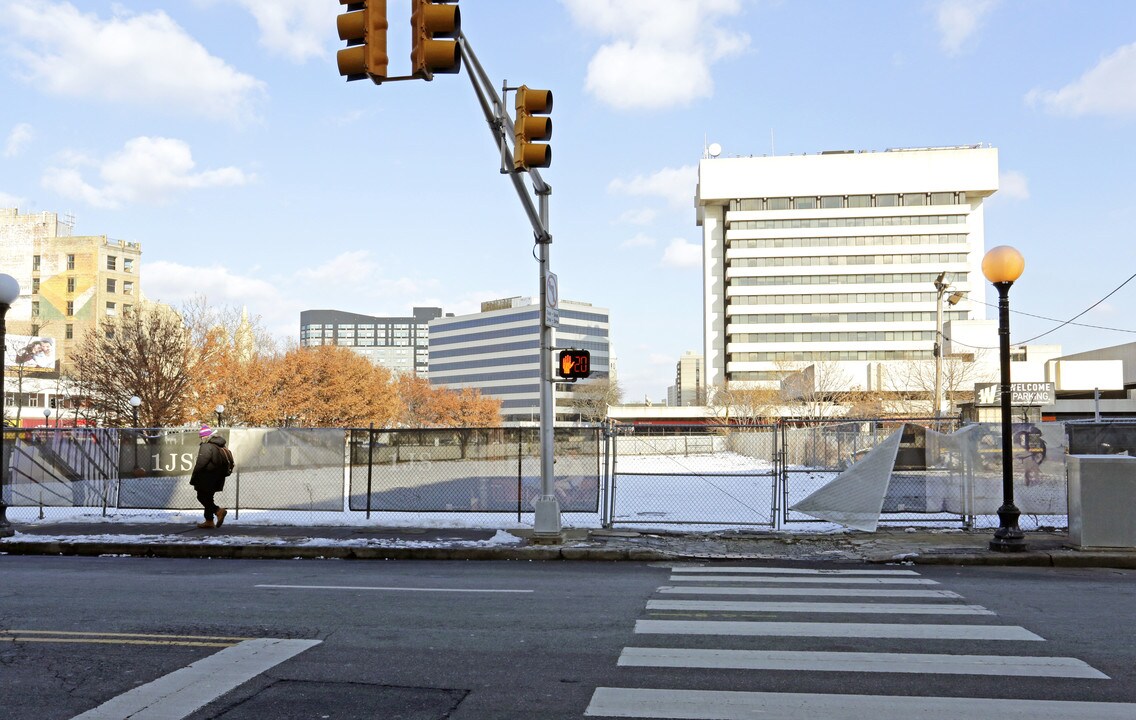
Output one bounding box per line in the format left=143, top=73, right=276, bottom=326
left=2, top=521, right=1135, bottom=567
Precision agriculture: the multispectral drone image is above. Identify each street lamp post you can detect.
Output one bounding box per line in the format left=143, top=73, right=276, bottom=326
left=215, top=404, right=225, bottom=427
left=0, top=272, right=21, bottom=537
left=982, top=245, right=1027, bottom=552
left=44, top=407, right=51, bottom=431
left=129, top=395, right=141, bottom=428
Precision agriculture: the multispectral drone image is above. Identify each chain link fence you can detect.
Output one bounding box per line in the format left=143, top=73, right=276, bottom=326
left=3, top=419, right=1130, bottom=531
left=347, top=427, right=601, bottom=518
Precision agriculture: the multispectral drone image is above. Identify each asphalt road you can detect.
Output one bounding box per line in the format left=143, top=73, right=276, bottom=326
left=2, top=557, right=1134, bottom=719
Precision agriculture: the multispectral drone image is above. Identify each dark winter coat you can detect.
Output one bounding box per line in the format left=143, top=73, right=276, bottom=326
left=190, top=435, right=229, bottom=492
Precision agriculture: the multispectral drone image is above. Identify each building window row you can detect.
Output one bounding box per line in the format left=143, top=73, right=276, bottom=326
left=729, top=330, right=933, bottom=345
left=727, top=253, right=969, bottom=269
left=730, top=310, right=969, bottom=325
left=727, top=292, right=942, bottom=307
left=730, top=192, right=967, bottom=212
left=728, top=215, right=966, bottom=231
left=727, top=272, right=967, bottom=288
left=730, top=350, right=933, bottom=363
left=726, top=233, right=969, bottom=250
left=432, top=369, right=541, bottom=384
left=431, top=323, right=605, bottom=347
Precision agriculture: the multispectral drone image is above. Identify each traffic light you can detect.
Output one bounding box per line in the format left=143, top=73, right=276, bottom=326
left=514, top=85, right=552, bottom=170
left=557, top=349, right=591, bottom=380
left=337, top=0, right=389, bottom=83
left=411, top=0, right=461, bottom=80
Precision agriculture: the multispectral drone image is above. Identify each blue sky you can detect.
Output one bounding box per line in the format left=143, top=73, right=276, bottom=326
left=2, top=0, right=1135, bottom=402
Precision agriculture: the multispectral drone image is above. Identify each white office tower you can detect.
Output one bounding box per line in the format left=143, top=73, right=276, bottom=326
left=696, top=145, right=998, bottom=404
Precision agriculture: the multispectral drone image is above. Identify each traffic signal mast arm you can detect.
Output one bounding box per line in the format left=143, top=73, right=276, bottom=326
left=456, top=32, right=551, bottom=244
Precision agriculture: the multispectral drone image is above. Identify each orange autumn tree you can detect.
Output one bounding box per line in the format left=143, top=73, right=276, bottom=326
left=248, top=345, right=403, bottom=428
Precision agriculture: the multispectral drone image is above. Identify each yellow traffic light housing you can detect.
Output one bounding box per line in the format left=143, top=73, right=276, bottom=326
left=557, top=349, right=590, bottom=380
left=514, top=85, right=552, bottom=171
left=337, top=0, right=389, bottom=83
left=411, top=0, right=461, bottom=80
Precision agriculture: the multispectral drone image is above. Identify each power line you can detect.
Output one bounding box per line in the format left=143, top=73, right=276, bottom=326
left=944, top=271, right=1136, bottom=350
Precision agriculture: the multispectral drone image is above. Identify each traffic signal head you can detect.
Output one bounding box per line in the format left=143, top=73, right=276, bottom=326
left=514, top=85, right=552, bottom=171
left=557, top=349, right=591, bottom=380
left=411, top=0, right=461, bottom=80
left=337, top=0, right=389, bottom=83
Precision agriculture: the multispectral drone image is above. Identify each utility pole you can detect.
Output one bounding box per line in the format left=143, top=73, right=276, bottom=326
left=458, top=38, right=560, bottom=539
left=933, top=272, right=947, bottom=418
left=336, top=1, right=564, bottom=540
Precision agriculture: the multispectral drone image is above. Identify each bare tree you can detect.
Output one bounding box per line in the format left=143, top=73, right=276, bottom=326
left=887, top=350, right=997, bottom=415
left=777, top=360, right=853, bottom=420
left=69, top=301, right=197, bottom=427
left=708, top=382, right=780, bottom=425
left=568, top=377, right=623, bottom=423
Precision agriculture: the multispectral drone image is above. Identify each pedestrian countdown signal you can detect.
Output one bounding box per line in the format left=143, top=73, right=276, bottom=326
left=557, top=349, right=590, bottom=380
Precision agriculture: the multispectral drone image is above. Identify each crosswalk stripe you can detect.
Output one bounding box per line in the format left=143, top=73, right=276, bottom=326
left=647, top=599, right=993, bottom=615
left=669, top=575, right=938, bottom=584
left=635, top=619, right=1044, bottom=641
left=658, top=586, right=961, bottom=598
left=617, top=647, right=1108, bottom=678
left=671, top=566, right=920, bottom=576
left=69, top=638, right=321, bottom=720
left=585, top=688, right=1136, bottom=719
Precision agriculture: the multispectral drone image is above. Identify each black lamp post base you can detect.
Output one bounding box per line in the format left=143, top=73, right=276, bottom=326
left=989, top=503, right=1027, bottom=552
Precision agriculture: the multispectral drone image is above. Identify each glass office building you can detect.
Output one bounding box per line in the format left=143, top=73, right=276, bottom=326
left=428, top=296, right=611, bottom=424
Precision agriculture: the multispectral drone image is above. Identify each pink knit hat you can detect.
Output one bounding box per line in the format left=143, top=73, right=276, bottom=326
left=199, top=424, right=214, bottom=438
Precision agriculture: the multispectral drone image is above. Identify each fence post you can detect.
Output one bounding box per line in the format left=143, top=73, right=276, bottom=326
left=516, top=428, right=522, bottom=523
left=366, top=425, right=375, bottom=520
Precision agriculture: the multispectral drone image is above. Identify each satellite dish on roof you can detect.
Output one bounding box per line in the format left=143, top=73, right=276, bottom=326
left=707, top=142, right=722, bottom=158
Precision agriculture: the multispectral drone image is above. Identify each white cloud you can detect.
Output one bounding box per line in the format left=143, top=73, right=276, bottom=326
left=661, top=238, right=701, bottom=268
left=1026, top=42, right=1136, bottom=118
left=608, top=165, right=697, bottom=208
left=145, top=260, right=295, bottom=336
left=0, top=191, right=25, bottom=208
left=563, top=0, right=749, bottom=110
left=620, top=232, right=657, bottom=249
left=999, top=170, right=1029, bottom=200
left=4, top=123, right=33, bottom=157
left=935, top=0, right=997, bottom=55
left=617, top=207, right=658, bottom=225
left=42, top=137, right=254, bottom=209
left=296, top=251, right=380, bottom=285
left=3, top=1, right=265, bottom=122
left=230, top=0, right=328, bottom=62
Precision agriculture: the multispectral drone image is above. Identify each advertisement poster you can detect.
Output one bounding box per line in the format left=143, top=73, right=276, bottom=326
left=8, top=335, right=57, bottom=370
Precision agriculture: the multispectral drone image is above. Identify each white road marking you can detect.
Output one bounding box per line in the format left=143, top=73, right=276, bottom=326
left=671, top=566, right=920, bottom=575
left=635, top=619, right=1044, bottom=641
left=70, top=638, right=321, bottom=720
left=256, top=584, right=533, bottom=593
left=617, top=647, right=1108, bottom=678
left=647, top=599, right=993, bottom=615
left=657, top=585, right=961, bottom=598
left=669, top=575, right=938, bottom=584
left=585, top=688, right=1136, bottom=719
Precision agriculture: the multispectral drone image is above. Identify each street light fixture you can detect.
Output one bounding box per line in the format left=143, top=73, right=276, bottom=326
left=982, top=245, right=1026, bottom=553
left=44, top=407, right=51, bottom=430
left=215, top=404, right=225, bottom=427
left=0, top=272, right=21, bottom=537
left=129, top=395, right=141, bottom=428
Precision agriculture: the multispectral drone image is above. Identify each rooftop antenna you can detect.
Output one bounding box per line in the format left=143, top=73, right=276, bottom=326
left=770, top=129, right=775, bottom=156
left=707, top=142, right=721, bottom=158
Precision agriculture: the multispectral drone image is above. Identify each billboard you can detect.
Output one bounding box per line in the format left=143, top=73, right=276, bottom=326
left=7, top=335, right=57, bottom=370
